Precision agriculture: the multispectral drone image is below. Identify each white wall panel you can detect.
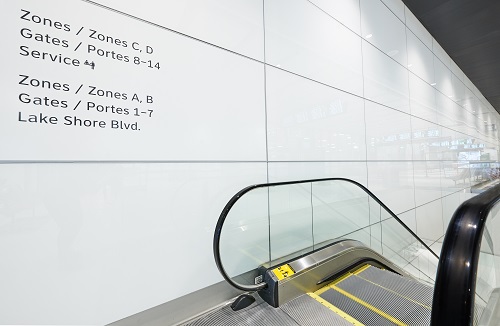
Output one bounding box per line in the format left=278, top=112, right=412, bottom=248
left=265, top=0, right=363, bottom=96
left=365, top=101, right=412, bottom=160
left=436, top=90, right=461, bottom=131
left=309, top=0, right=362, bottom=35
left=413, top=160, right=442, bottom=206
left=380, top=0, right=405, bottom=22
left=464, top=75, right=475, bottom=92
left=433, top=39, right=451, bottom=68
left=367, top=161, right=416, bottom=214
left=266, top=67, right=366, bottom=161
left=450, top=60, right=465, bottom=82
left=408, top=73, right=437, bottom=121
left=452, top=74, right=466, bottom=105
left=464, top=111, right=481, bottom=136
left=268, top=161, right=368, bottom=185
left=93, top=0, right=264, bottom=61
left=440, top=128, right=461, bottom=160
left=0, top=162, right=267, bottom=324
left=433, top=56, right=454, bottom=98
left=407, top=29, right=434, bottom=85
left=416, top=199, right=444, bottom=243
left=361, top=0, right=407, bottom=66
left=363, top=41, right=410, bottom=113
left=404, top=8, right=432, bottom=49
left=410, top=117, right=443, bottom=161
left=440, top=161, right=471, bottom=194
left=441, top=192, right=460, bottom=229
left=464, top=87, right=479, bottom=114
left=452, top=102, right=469, bottom=134
left=459, top=188, right=476, bottom=203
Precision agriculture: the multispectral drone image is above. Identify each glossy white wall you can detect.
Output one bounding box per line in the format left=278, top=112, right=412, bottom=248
left=0, top=163, right=268, bottom=324
left=1, top=0, right=499, bottom=324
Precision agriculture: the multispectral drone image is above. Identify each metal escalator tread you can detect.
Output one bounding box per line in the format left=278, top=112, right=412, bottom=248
left=335, top=275, right=431, bottom=326
left=356, top=266, right=433, bottom=307
left=281, top=294, right=356, bottom=326
left=183, top=301, right=299, bottom=326
left=319, top=288, right=398, bottom=326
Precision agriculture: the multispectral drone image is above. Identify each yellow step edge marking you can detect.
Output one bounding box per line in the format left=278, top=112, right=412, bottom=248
left=352, top=264, right=371, bottom=275
left=330, top=271, right=354, bottom=286
left=315, top=284, right=331, bottom=296
left=317, top=264, right=371, bottom=294
left=308, top=293, right=365, bottom=326
left=355, top=274, right=432, bottom=310
left=332, top=285, right=408, bottom=326
left=315, top=271, right=354, bottom=295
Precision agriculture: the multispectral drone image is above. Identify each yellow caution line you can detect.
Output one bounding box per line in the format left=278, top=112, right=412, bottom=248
left=315, top=284, right=332, bottom=296
left=352, top=264, right=371, bottom=275
left=332, top=272, right=354, bottom=285
left=355, top=274, right=432, bottom=310
left=316, top=272, right=353, bottom=295
left=308, top=293, right=365, bottom=326
left=316, top=265, right=372, bottom=295
left=331, top=285, right=408, bottom=326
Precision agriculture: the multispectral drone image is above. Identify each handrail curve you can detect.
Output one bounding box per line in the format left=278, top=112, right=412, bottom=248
left=213, top=177, right=439, bottom=292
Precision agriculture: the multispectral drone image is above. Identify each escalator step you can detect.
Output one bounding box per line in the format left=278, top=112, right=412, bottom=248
left=281, top=294, right=356, bottom=326
left=335, top=275, right=431, bottom=326
left=355, top=266, right=433, bottom=307
left=319, top=288, right=398, bottom=326
left=183, top=300, right=298, bottom=326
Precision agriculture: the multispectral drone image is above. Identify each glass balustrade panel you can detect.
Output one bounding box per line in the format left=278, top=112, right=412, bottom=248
left=475, top=203, right=500, bottom=325
left=378, top=204, right=439, bottom=284
left=219, top=187, right=270, bottom=287
left=311, top=181, right=372, bottom=248
left=269, top=183, right=314, bottom=262
left=218, top=179, right=439, bottom=289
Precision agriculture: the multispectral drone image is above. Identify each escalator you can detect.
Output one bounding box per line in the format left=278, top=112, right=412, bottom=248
left=183, top=178, right=500, bottom=325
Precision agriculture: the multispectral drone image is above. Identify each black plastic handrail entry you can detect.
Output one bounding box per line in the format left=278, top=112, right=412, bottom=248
left=431, top=182, right=500, bottom=326
left=213, top=177, right=439, bottom=292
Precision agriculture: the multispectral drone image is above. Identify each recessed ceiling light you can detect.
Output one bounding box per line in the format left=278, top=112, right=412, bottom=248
left=366, top=34, right=373, bottom=39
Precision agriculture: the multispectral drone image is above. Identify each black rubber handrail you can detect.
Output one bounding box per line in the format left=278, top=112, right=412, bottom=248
left=431, top=182, right=500, bottom=325
left=213, top=177, right=439, bottom=292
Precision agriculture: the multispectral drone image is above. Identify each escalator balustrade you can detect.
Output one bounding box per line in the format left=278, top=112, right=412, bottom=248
left=197, top=178, right=500, bottom=326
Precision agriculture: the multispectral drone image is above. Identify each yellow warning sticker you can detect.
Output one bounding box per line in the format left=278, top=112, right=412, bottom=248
left=272, top=264, right=295, bottom=280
